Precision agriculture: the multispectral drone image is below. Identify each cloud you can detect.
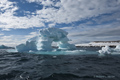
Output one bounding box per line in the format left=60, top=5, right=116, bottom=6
left=48, top=23, right=56, bottom=27
left=66, top=21, right=120, bottom=44
left=32, top=0, right=120, bottom=24
left=0, top=0, right=120, bottom=30
left=0, top=0, right=45, bottom=30
left=0, top=33, right=4, bottom=36
left=25, top=31, right=38, bottom=39
left=0, top=0, right=120, bottom=45
left=0, top=31, right=38, bottom=46
left=26, top=0, right=55, bottom=6
left=69, top=22, right=120, bottom=37
left=0, top=35, right=18, bottom=46
left=92, top=11, right=120, bottom=24
left=25, top=0, right=42, bottom=3
left=60, top=27, right=74, bottom=30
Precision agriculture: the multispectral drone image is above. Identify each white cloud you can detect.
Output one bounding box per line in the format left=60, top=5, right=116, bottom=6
left=0, top=31, right=38, bottom=46
left=0, top=33, right=4, bottom=36
left=25, top=32, right=38, bottom=39
left=26, top=0, right=42, bottom=3
left=1, top=0, right=120, bottom=46
left=92, top=11, right=120, bottom=24
left=32, top=0, right=120, bottom=24
left=0, top=0, right=120, bottom=30
left=0, top=35, right=18, bottom=46
left=66, top=21, right=120, bottom=44
left=41, top=0, right=54, bottom=6
left=26, top=0, right=54, bottom=6
left=0, top=0, right=45, bottom=30
left=0, top=0, right=16, bottom=11
left=48, top=23, right=56, bottom=27
left=60, top=27, right=74, bottom=30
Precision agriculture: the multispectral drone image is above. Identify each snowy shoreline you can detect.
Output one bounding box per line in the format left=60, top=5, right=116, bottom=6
left=75, top=42, right=120, bottom=47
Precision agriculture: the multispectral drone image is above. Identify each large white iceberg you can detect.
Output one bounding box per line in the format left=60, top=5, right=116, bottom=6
left=16, top=27, right=76, bottom=52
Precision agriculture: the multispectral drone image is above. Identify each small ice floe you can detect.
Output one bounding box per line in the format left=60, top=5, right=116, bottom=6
left=53, top=56, right=57, bottom=58
left=29, top=50, right=34, bottom=52
left=114, top=45, right=120, bottom=51
left=98, top=45, right=120, bottom=56
left=98, top=45, right=112, bottom=55
left=7, top=49, right=18, bottom=53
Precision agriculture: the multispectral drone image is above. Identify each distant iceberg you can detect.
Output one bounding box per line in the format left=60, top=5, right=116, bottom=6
left=98, top=45, right=120, bottom=55
left=16, top=27, right=76, bottom=52
left=98, top=45, right=112, bottom=54
left=114, top=45, right=120, bottom=51
left=0, top=45, right=14, bottom=49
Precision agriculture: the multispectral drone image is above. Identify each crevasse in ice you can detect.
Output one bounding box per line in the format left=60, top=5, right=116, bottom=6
left=16, top=27, right=76, bottom=52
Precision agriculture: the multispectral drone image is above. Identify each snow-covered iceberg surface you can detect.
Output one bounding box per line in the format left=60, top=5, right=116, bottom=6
left=16, top=27, right=76, bottom=52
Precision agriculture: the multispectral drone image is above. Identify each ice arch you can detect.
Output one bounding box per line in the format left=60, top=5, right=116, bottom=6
left=16, top=27, right=76, bottom=52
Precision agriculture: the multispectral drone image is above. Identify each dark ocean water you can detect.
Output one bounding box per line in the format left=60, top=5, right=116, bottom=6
left=0, top=47, right=120, bottom=80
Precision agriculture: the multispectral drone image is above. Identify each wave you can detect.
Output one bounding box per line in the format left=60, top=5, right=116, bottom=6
left=40, top=73, right=96, bottom=80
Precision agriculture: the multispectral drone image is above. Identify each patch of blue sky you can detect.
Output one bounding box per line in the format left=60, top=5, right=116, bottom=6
left=8, top=0, right=43, bottom=17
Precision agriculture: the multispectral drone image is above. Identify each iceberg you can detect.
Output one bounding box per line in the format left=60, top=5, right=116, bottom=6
left=98, top=45, right=111, bottom=54
left=0, top=45, right=14, bottom=49
left=114, top=45, right=120, bottom=51
left=16, top=41, right=37, bottom=52
left=16, top=27, right=76, bottom=52
left=98, top=45, right=120, bottom=56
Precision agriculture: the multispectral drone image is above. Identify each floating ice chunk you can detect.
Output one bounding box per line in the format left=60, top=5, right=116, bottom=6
left=98, top=45, right=111, bottom=54
left=16, top=41, right=37, bottom=52
left=7, top=49, right=18, bottom=52
left=114, top=45, right=120, bottom=51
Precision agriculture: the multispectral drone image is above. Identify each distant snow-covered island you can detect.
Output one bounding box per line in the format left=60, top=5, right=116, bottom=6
left=1, top=40, right=120, bottom=50
left=76, top=40, right=120, bottom=47
left=0, top=45, right=14, bottom=49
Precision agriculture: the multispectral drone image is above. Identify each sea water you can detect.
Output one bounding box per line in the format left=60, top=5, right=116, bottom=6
left=0, top=47, right=120, bottom=80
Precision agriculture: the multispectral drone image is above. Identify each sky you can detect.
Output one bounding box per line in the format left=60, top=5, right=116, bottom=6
left=0, top=0, right=120, bottom=46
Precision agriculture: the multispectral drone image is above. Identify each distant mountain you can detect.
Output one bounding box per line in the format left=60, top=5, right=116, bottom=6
left=0, top=45, right=14, bottom=49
